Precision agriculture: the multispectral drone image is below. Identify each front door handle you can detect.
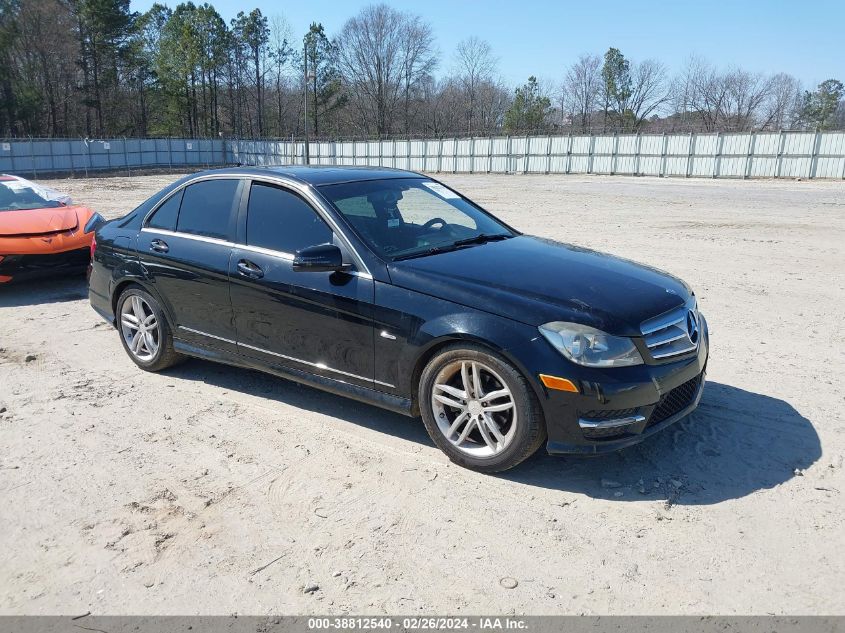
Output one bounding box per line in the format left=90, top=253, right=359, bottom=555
left=237, top=259, right=264, bottom=279
left=150, top=239, right=169, bottom=253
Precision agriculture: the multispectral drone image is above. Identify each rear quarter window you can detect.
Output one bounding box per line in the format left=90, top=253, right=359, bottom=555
left=146, top=190, right=183, bottom=231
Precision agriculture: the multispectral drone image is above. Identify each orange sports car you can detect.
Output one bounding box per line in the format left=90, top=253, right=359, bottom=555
left=0, top=175, right=98, bottom=284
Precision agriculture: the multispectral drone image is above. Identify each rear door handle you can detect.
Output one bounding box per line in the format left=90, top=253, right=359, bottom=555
left=150, top=239, right=169, bottom=253
left=237, top=259, right=264, bottom=279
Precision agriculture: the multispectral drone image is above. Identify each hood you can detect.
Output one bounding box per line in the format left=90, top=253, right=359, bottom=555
left=387, top=236, right=692, bottom=336
left=0, top=205, right=89, bottom=237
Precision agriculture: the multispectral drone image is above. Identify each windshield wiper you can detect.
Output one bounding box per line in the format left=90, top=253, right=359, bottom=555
left=392, top=244, right=460, bottom=261
left=450, top=233, right=513, bottom=248
left=392, top=233, right=513, bottom=262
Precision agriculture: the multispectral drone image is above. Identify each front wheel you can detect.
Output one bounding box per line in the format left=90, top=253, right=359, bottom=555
left=419, top=344, right=546, bottom=473
left=116, top=285, right=183, bottom=372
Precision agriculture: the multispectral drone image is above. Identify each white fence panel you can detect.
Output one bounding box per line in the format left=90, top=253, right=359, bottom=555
left=567, top=136, right=590, bottom=173
left=689, top=135, right=716, bottom=177
left=2, top=133, right=843, bottom=179
left=816, top=132, right=845, bottom=178
left=439, top=138, right=455, bottom=172
left=406, top=139, right=422, bottom=171
left=487, top=137, right=506, bottom=173
left=453, top=138, right=471, bottom=172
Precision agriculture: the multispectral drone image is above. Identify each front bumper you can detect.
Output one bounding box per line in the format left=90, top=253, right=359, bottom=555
left=536, top=316, right=709, bottom=454
left=0, top=246, right=91, bottom=283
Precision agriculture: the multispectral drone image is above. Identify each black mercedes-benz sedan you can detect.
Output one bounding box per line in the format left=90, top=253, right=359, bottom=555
left=88, top=166, right=708, bottom=472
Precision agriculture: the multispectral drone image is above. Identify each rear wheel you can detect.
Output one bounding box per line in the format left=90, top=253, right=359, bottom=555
left=116, top=286, right=183, bottom=372
left=419, top=344, right=546, bottom=473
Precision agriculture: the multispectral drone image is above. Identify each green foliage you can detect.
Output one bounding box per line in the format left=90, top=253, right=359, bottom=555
left=800, top=79, right=844, bottom=130
left=73, top=0, right=136, bottom=134
left=232, top=8, right=268, bottom=134
left=232, top=8, right=268, bottom=58
left=601, top=47, right=633, bottom=127
left=150, top=2, right=230, bottom=135
left=303, top=22, right=345, bottom=136
left=503, top=76, right=550, bottom=133
left=78, top=0, right=133, bottom=47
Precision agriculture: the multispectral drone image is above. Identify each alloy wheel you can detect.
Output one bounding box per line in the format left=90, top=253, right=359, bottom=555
left=120, top=295, right=160, bottom=362
left=430, top=360, right=517, bottom=457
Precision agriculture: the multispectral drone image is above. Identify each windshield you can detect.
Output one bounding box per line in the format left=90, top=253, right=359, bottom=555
left=319, top=178, right=515, bottom=260
left=0, top=179, right=62, bottom=211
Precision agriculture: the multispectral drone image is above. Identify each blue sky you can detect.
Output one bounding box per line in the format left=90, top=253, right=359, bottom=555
left=130, top=0, right=843, bottom=89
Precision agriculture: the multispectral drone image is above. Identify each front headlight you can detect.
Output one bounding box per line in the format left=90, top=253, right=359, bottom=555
left=539, top=322, right=644, bottom=368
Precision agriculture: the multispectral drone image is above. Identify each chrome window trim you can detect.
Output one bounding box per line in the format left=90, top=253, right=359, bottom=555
left=139, top=227, right=373, bottom=280
left=140, top=172, right=372, bottom=277
left=236, top=243, right=295, bottom=262
left=140, top=227, right=235, bottom=249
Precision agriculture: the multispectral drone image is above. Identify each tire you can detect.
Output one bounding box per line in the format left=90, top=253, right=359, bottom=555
left=115, top=285, right=183, bottom=372
left=419, top=343, right=546, bottom=473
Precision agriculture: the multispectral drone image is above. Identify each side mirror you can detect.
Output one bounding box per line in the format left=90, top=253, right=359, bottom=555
left=293, top=243, right=349, bottom=273
left=83, top=212, right=106, bottom=234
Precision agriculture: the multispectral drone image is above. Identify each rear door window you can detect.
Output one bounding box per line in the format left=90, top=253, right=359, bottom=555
left=176, top=179, right=239, bottom=241
left=246, top=182, right=332, bottom=254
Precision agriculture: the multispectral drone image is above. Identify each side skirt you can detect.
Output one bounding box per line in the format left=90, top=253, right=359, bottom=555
left=172, top=338, right=415, bottom=418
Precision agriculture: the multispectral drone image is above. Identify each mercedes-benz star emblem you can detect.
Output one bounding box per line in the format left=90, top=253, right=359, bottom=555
left=686, top=310, right=699, bottom=344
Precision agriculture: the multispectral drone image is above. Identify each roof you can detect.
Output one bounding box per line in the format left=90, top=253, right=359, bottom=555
left=200, top=165, right=424, bottom=186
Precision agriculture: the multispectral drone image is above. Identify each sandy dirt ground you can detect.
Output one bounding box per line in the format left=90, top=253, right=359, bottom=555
left=1, top=172, right=843, bottom=615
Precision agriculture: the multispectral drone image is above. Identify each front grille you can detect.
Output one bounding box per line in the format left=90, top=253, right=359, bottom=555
left=640, top=304, right=699, bottom=360
left=649, top=374, right=702, bottom=426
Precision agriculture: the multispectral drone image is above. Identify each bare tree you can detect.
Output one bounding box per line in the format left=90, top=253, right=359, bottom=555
left=670, top=57, right=785, bottom=132
left=336, top=4, right=436, bottom=136
left=669, top=56, right=725, bottom=131
left=398, top=15, right=436, bottom=135
left=759, top=72, right=801, bottom=130
left=561, top=54, right=601, bottom=132
left=473, top=79, right=510, bottom=134
left=417, top=76, right=461, bottom=135
left=626, top=59, right=669, bottom=129
left=721, top=69, right=773, bottom=130
left=682, top=60, right=729, bottom=130
left=267, top=14, right=294, bottom=136
left=454, top=37, right=497, bottom=133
